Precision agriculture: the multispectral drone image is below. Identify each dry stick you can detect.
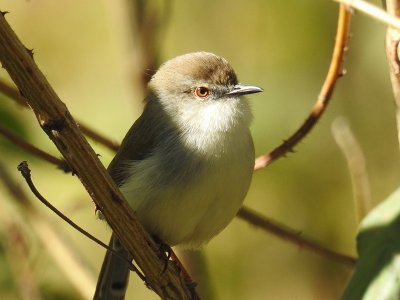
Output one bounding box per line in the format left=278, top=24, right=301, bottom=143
left=385, top=0, right=400, bottom=149
left=237, top=207, right=357, bottom=266
left=0, top=79, right=120, bottom=152
left=17, top=161, right=144, bottom=280
left=254, top=4, right=352, bottom=170
left=0, top=12, right=197, bottom=300
left=0, top=162, right=96, bottom=300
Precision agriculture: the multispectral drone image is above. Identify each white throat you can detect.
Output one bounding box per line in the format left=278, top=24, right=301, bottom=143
left=170, top=96, right=253, bottom=157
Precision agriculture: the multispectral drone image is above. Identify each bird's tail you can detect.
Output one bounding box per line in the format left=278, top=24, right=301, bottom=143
left=93, top=233, right=132, bottom=300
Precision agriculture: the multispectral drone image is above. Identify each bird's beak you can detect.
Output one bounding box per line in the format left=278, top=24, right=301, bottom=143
left=225, top=84, right=263, bottom=96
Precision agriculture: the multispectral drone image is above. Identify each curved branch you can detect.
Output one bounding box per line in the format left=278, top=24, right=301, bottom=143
left=254, top=4, right=352, bottom=170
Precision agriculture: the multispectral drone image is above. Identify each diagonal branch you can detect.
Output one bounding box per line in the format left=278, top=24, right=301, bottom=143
left=254, top=4, right=352, bottom=170
left=0, top=11, right=197, bottom=300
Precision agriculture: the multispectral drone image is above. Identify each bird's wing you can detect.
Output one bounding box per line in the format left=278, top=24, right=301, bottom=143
left=107, top=103, right=158, bottom=186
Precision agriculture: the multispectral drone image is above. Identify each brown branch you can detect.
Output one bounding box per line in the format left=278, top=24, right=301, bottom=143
left=254, top=4, right=352, bottom=170
left=237, top=207, right=357, bottom=267
left=0, top=79, right=120, bottom=152
left=0, top=11, right=197, bottom=300
left=0, top=124, right=70, bottom=172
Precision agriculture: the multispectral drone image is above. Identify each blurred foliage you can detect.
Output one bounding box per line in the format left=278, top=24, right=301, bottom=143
left=0, top=0, right=398, bottom=299
left=342, top=188, right=400, bottom=300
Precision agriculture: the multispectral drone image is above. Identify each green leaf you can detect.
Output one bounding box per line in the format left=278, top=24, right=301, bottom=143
left=342, top=188, right=400, bottom=300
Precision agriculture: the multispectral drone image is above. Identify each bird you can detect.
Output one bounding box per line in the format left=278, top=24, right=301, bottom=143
left=94, top=51, right=263, bottom=299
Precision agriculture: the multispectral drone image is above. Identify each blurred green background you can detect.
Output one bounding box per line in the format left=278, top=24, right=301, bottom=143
left=0, top=0, right=398, bottom=299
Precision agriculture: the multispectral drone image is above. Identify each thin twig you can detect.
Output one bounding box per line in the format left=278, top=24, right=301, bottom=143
left=332, top=117, right=371, bottom=222
left=254, top=4, right=352, bottom=170
left=237, top=207, right=357, bottom=267
left=0, top=124, right=70, bottom=172
left=16, top=161, right=145, bottom=280
left=336, top=0, right=400, bottom=30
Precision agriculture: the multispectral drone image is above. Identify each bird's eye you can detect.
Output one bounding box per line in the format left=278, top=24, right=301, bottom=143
left=194, top=86, right=210, bottom=98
